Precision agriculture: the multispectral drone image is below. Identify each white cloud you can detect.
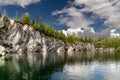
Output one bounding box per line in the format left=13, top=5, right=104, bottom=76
left=105, top=15, right=120, bottom=29
left=52, top=0, right=120, bottom=38
left=52, top=7, right=93, bottom=29
left=67, top=28, right=85, bottom=36
left=110, top=29, right=120, bottom=38
left=62, top=30, right=68, bottom=36
left=0, top=0, right=41, bottom=8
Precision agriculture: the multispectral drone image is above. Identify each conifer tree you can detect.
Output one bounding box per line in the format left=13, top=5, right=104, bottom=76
left=31, top=18, right=35, bottom=25
left=0, top=8, right=2, bottom=17
left=4, top=9, right=7, bottom=17
left=21, top=13, right=30, bottom=24
left=36, top=16, right=39, bottom=24
left=16, top=11, right=19, bottom=21
left=39, top=18, right=42, bottom=26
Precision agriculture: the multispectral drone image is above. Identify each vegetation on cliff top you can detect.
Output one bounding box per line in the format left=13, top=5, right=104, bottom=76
left=3, top=12, right=120, bottom=50
left=20, top=13, right=82, bottom=43
left=19, top=13, right=120, bottom=50
left=93, top=38, right=120, bottom=52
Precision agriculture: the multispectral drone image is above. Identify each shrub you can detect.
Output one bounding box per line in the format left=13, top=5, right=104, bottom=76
left=21, top=13, right=30, bottom=24
left=116, top=47, right=120, bottom=52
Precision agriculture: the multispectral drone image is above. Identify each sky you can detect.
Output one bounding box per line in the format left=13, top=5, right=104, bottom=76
left=0, top=0, right=120, bottom=38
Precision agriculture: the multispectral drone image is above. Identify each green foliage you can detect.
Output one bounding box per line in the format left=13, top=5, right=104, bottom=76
left=116, top=47, right=120, bottom=52
left=32, top=18, right=35, bottom=25
left=15, top=11, right=19, bottom=21
left=21, top=13, right=30, bottom=24
left=64, top=35, right=80, bottom=43
left=35, top=17, right=43, bottom=25
left=0, top=9, right=2, bottom=17
left=79, top=37, right=93, bottom=43
left=30, top=23, right=80, bottom=43
left=4, top=9, right=7, bottom=17
left=36, top=16, right=39, bottom=24
left=93, top=38, right=120, bottom=49
left=19, top=13, right=120, bottom=45
left=38, top=24, right=65, bottom=40
left=39, top=18, right=42, bottom=26
left=19, top=13, right=93, bottom=44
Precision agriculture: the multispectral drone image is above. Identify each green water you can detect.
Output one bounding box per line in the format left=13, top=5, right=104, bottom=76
left=0, top=52, right=120, bottom=80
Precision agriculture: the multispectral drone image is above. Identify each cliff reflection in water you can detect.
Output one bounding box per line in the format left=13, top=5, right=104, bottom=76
left=0, top=51, right=119, bottom=80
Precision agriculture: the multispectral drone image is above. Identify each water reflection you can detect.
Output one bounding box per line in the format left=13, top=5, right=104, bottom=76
left=51, top=61, right=120, bottom=80
left=0, top=57, right=5, bottom=67
left=0, top=52, right=120, bottom=80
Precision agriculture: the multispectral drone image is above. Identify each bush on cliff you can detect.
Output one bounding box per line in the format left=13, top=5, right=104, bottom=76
left=93, top=38, right=120, bottom=49
left=19, top=13, right=120, bottom=45
left=31, top=23, right=80, bottom=43
left=21, top=13, right=30, bottom=25
left=116, top=47, right=120, bottom=52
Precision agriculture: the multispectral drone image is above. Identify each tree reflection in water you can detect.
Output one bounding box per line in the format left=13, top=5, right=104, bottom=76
left=0, top=51, right=119, bottom=80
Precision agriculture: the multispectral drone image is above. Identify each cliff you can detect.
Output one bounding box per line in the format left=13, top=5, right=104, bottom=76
left=0, top=16, right=66, bottom=56
left=0, top=16, right=115, bottom=56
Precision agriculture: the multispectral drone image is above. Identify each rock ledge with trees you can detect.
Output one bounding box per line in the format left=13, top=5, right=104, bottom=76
left=0, top=15, right=116, bottom=56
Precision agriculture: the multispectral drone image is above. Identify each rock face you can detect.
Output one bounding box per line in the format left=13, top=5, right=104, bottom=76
left=0, top=16, right=65, bottom=55
left=0, top=16, right=115, bottom=56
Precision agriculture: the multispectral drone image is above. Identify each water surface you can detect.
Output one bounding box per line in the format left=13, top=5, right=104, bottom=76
left=0, top=52, right=120, bottom=80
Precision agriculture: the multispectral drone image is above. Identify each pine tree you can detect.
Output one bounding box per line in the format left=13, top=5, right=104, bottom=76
left=36, top=16, right=39, bottom=24
left=15, top=11, right=19, bottom=21
left=39, top=18, right=42, bottom=26
left=21, top=13, right=30, bottom=24
left=0, top=8, right=2, bottom=17
left=32, top=18, right=35, bottom=25
left=4, top=9, right=7, bottom=17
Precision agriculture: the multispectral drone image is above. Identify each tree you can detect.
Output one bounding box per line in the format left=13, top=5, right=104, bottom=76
left=4, top=9, right=7, bottom=17
left=39, top=18, right=43, bottom=26
left=15, top=11, right=19, bottom=21
left=0, top=8, right=2, bottom=17
left=36, top=16, right=39, bottom=24
left=21, top=13, right=30, bottom=24
left=32, top=18, right=35, bottom=25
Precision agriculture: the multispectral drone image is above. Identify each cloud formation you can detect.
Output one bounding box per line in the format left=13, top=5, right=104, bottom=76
left=52, top=0, right=120, bottom=38
left=110, top=29, right=120, bottom=38
left=0, top=0, right=41, bottom=8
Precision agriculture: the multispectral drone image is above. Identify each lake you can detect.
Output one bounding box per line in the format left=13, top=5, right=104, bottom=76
left=0, top=52, right=120, bottom=80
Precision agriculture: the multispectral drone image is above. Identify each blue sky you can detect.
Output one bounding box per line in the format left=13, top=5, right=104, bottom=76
left=1, top=0, right=69, bottom=30
left=1, top=0, right=120, bottom=38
